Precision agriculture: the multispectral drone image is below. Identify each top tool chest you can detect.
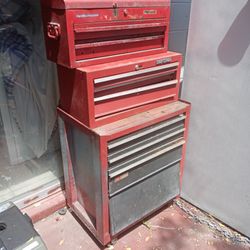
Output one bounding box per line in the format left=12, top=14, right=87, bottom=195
left=41, top=0, right=170, bottom=68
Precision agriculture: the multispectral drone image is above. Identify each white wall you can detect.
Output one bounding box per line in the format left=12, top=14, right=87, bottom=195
left=182, top=0, right=250, bottom=237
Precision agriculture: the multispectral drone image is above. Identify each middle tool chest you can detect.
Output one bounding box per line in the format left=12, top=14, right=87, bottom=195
left=57, top=51, right=182, bottom=128
left=41, top=0, right=170, bottom=68
left=58, top=100, right=191, bottom=245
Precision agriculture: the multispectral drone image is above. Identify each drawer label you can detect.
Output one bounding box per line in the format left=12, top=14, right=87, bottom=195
left=156, top=57, right=172, bottom=65
left=144, top=10, right=157, bottom=15
left=114, top=172, right=129, bottom=183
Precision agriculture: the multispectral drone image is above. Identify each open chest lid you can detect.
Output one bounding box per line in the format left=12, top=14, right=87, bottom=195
left=41, top=0, right=170, bottom=9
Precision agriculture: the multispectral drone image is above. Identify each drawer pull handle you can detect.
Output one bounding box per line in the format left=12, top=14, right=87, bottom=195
left=94, top=80, right=177, bottom=102
left=108, top=115, right=186, bottom=149
left=74, top=22, right=166, bottom=33
left=108, top=128, right=185, bottom=163
left=94, top=62, right=179, bottom=84
left=109, top=159, right=181, bottom=197
left=135, top=64, right=143, bottom=71
left=75, top=35, right=163, bottom=49
left=94, top=69, right=177, bottom=93
left=47, top=22, right=61, bottom=39
left=108, top=139, right=185, bottom=179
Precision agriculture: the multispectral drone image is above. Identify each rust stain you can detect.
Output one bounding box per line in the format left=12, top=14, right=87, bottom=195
left=29, top=185, right=45, bottom=193
left=24, top=196, right=39, bottom=205
left=47, top=186, right=61, bottom=195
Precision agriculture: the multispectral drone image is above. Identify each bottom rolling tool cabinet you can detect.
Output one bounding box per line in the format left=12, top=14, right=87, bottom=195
left=58, top=100, right=191, bottom=245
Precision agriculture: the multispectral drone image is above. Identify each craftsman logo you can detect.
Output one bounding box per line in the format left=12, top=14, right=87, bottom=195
left=144, top=10, right=157, bottom=15
left=76, top=13, right=99, bottom=18
left=156, top=58, right=172, bottom=65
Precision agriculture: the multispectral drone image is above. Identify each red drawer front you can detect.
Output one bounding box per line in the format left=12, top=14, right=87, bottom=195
left=57, top=52, right=182, bottom=128
left=41, top=6, right=170, bottom=68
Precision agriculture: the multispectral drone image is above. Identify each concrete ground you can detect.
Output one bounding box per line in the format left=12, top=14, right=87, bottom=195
left=35, top=200, right=250, bottom=250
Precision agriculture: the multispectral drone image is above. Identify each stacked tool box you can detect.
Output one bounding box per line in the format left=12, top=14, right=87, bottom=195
left=41, top=0, right=191, bottom=245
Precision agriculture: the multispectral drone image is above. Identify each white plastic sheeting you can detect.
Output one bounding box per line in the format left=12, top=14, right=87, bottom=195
left=0, top=1, right=59, bottom=164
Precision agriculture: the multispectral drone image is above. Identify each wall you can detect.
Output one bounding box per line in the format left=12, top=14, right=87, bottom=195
left=169, top=0, right=192, bottom=63
left=182, top=0, right=250, bottom=237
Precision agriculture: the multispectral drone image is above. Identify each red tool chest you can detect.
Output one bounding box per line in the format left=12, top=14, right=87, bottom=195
left=57, top=51, right=182, bottom=128
left=41, top=0, right=170, bottom=68
left=58, top=100, right=191, bottom=245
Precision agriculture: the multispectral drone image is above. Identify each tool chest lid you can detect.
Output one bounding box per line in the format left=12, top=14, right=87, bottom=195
left=41, top=0, right=170, bottom=9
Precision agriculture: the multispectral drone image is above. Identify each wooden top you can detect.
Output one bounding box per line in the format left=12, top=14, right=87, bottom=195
left=94, top=101, right=190, bottom=136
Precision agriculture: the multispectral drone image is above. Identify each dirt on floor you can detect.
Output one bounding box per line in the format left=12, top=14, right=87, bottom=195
left=35, top=199, right=250, bottom=250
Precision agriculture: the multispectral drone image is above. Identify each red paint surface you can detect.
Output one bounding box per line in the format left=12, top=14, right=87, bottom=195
left=57, top=52, right=182, bottom=128
left=23, top=190, right=66, bottom=223
left=41, top=1, right=170, bottom=68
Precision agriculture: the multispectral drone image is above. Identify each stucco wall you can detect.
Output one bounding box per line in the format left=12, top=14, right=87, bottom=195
left=169, top=0, right=192, bottom=63
left=182, top=0, right=250, bottom=237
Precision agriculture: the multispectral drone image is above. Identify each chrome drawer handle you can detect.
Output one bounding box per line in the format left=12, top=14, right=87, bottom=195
left=47, top=22, right=61, bottom=39
left=108, top=139, right=185, bottom=179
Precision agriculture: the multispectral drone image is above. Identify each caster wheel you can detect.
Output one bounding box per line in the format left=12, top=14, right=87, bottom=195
left=58, top=207, right=67, bottom=215
left=106, top=239, right=117, bottom=249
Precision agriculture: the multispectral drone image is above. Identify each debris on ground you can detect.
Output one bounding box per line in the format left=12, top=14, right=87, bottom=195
left=175, top=199, right=250, bottom=247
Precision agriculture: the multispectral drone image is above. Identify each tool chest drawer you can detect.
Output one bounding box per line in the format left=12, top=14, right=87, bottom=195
left=58, top=101, right=191, bottom=245
left=41, top=0, right=170, bottom=68
left=57, top=52, right=182, bottom=128
left=108, top=115, right=186, bottom=196
left=109, top=162, right=180, bottom=235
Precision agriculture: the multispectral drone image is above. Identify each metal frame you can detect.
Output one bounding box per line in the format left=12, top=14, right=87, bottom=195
left=58, top=100, right=191, bottom=245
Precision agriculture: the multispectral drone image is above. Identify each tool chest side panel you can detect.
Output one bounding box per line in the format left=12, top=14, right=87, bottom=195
left=64, top=122, right=111, bottom=244
left=57, top=66, right=91, bottom=126
left=66, top=124, right=98, bottom=218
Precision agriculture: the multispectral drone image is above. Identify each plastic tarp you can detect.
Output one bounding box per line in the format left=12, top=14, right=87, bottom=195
left=0, top=1, right=59, bottom=164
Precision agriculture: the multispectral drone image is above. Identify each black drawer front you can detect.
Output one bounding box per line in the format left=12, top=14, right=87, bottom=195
left=109, top=162, right=180, bottom=235
left=108, top=115, right=185, bottom=160
left=109, top=146, right=182, bottom=196
left=108, top=115, right=185, bottom=173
